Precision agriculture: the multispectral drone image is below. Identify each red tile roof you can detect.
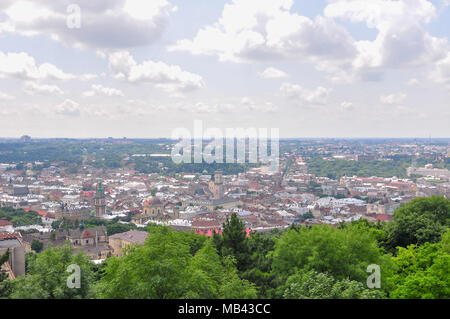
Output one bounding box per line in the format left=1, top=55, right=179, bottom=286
left=82, top=230, right=94, bottom=238
left=0, top=219, right=13, bottom=227
left=0, top=232, right=21, bottom=241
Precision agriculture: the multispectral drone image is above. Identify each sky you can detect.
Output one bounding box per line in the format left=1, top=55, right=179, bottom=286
left=0, top=0, right=449, bottom=138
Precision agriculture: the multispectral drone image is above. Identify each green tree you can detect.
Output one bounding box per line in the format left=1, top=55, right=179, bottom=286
left=270, top=224, right=393, bottom=297
left=386, top=196, right=450, bottom=252
left=213, top=213, right=250, bottom=271
left=97, top=227, right=198, bottom=298
left=283, top=270, right=385, bottom=299
left=96, top=227, right=255, bottom=299
left=387, top=230, right=450, bottom=299
left=185, top=241, right=257, bottom=298
left=106, top=223, right=137, bottom=236
left=0, top=249, right=11, bottom=297
left=0, top=249, right=9, bottom=265
left=10, top=245, right=94, bottom=299
left=31, top=239, right=44, bottom=253
left=241, top=231, right=279, bottom=298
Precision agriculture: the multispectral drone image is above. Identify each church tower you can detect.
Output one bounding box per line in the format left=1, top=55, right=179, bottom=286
left=94, top=182, right=106, bottom=217
left=212, top=170, right=224, bottom=200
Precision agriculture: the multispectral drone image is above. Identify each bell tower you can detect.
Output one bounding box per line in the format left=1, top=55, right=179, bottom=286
left=94, top=182, right=106, bottom=217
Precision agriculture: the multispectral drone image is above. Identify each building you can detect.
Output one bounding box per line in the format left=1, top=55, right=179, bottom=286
left=94, top=182, right=106, bottom=217
left=209, top=171, right=224, bottom=200
left=0, top=232, right=25, bottom=278
left=22, top=226, right=112, bottom=260
left=182, top=197, right=241, bottom=211
left=142, top=196, right=163, bottom=218
left=132, top=196, right=171, bottom=224
left=407, top=164, right=450, bottom=179
left=6, top=179, right=29, bottom=197
left=183, top=171, right=240, bottom=211
left=109, top=230, right=148, bottom=256
left=0, top=219, right=14, bottom=233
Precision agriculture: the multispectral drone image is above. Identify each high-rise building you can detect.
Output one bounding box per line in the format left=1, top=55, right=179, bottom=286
left=94, top=182, right=106, bottom=217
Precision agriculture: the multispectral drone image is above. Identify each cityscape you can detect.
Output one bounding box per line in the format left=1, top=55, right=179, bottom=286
left=0, top=0, right=449, bottom=306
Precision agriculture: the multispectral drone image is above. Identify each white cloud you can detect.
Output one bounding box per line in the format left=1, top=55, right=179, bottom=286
left=23, top=81, right=64, bottom=95
left=79, top=74, right=99, bottom=81
left=54, top=99, right=80, bottom=117
left=169, top=0, right=355, bottom=64
left=109, top=51, right=204, bottom=92
left=1, top=0, right=175, bottom=49
left=259, top=67, right=288, bottom=79
left=340, top=101, right=354, bottom=110
left=0, top=92, right=15, bottom=100
left=324, top=0, right=449, bottom=80
left=0, top=51, right=43, bottom=80
left=171, top=98, right=277, bottom=113
left=170, top=0, right=449, bottom=85
left=38, top=63, right=75, bottom=81
left=407, top=78, right=420, bottom=86
left=380, top=92, right=407, bottom=104
left=430, top=53, right=450, bottom=89
left=0, top=50, right=97, bottom=82
left=240, top=97, right=277, bottom=112
left=83, top=84, right=124, bottom=97
left=280, top=82, right=332, bottom=105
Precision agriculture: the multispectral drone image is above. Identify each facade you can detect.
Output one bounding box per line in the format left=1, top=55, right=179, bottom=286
left=0, top=232, right=25, bottom=278
left=0, top=219, right=14, bottom=233
left=209, top=171, right=224, bottom=200
left=66, top=226, right=108, bottom=246
left=22, top=226, right=111, bottom=260
left=407, top=165, right=450, bottom=179
left=109, top=230, right=148, bottom=256
left=132, top=196, right=167, bottom=224
left=6, top=179, right=29, bottom=197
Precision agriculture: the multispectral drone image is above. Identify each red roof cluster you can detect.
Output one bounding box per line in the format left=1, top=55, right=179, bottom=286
left=81, top=191, right=95, bottom=197
left=24, top=208, right=51, bottom=218
left=82, top=230, right=94, bottom=238
left=0, top=232, right=21, bottom=241
left=0, top=219, right=13, bottom=227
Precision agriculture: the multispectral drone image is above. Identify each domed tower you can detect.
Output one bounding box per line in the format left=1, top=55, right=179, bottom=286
left=143, top=196, right=163, bottom=218
left=94, top=182, right=106, bottom=217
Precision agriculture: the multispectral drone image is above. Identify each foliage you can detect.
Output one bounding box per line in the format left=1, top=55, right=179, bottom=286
left=2, top=197, right=449, bottom=299
left=307, top=157, right=411, bottom=179
left=96, top=227, right=256, bottom=299
left=10, top=245, right=94, bottom=299
left=387, top=230, right=450, bottom=299
left=52, top=217, right=80, bottom=230
left=283, top=270, right=385, bottom=299
left=241, top=231, right=279, bottom=298
left=105, top=223, right=138, bottom=236
left=0, top=249, right=9, bottom=265
left=270, top=223, right=393, bottom=296
left=213, top=213, right=250, bottom=272
left=0, top=207, right=43, bottom=227
left=31, top=239, right=44, bottom=253
left=385, top=196, right=450, bottom=252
